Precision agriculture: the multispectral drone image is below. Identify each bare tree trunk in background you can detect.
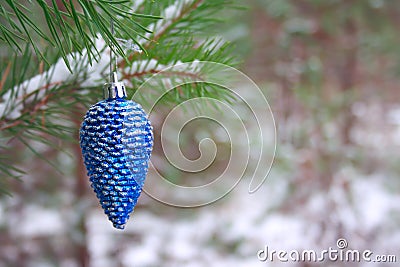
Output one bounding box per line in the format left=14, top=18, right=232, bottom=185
left=338, top=19, right=358, bottom=145
left=73, top=114, right=90, bottom=267
left=247, top=8, right=301, bottom=144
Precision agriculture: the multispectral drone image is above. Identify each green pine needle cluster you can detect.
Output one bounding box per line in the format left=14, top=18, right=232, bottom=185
left=1, top=0, right=162, bottom=70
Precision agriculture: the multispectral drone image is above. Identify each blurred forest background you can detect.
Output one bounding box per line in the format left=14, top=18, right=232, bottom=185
left=1, top=0, right=400, bottom=266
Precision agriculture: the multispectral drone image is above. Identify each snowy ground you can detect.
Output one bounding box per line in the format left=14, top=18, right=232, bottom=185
left=1, top=102, right=399, bottom=267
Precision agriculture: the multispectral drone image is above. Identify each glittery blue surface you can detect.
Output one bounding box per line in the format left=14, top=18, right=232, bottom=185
left=79, top=98, right=153, bottom=229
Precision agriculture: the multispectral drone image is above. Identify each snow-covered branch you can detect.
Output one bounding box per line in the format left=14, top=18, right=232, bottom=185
left=0, top=0, right=210, bottom=122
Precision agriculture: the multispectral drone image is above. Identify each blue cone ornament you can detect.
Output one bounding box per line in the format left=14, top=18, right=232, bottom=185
left=79, top=73, right=153, bottom=229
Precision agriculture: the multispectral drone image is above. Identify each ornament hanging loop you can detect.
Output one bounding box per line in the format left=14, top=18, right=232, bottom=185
left=109, top=19, right=118, bottom=81
left=104, top=17, right=127, bottom=99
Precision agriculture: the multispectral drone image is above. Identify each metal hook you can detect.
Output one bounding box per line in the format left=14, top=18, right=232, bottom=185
left=109, top=19, right=118, bottom=82
left=104, top=16, right=126, bottom=99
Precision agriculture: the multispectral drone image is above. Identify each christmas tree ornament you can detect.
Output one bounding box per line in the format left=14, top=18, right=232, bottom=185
left=79, top=18, right=153, bottom=229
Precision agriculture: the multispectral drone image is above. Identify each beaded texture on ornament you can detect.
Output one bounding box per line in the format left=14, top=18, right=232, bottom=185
left=80, top=98, right=153, bottom=229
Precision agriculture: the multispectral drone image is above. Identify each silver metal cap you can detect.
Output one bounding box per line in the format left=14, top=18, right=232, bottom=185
left=103, top=72, right=127, bottom=99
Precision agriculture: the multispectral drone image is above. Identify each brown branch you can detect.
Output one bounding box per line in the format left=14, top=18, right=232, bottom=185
left=122, top=68, right=204, bottom=81
left=0, top=120, right=22, bottom=131
left=0, top=93, right=51, bottom=131
left=123, top=69, right=160, bottom=78
left=0, top=82, right=72, bottom=132
left=0, top=62, right=11, bottom=93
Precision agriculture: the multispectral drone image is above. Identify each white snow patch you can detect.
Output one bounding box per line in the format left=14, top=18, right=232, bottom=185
left=0, top=202, right=4, bottom=225
left=130, top=0, right=144, bottom=12
left=15, top=206, right=64, bottom=237
left=172, top=60, right=202, bottom=74
left=387, top=106, right=400, bottom=125
left=351, top=177, right=393, bottom=231
left=0, top=102, right=6, bottom=117
left=164, top=4, right=180, bottom=20
left=80, top=39, right=108, bottom=87
left=259, top=214, right=310, bottom=250
left=139, top=0, right=193, bottom=44
left=122, top=245, right=158, bottom=267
